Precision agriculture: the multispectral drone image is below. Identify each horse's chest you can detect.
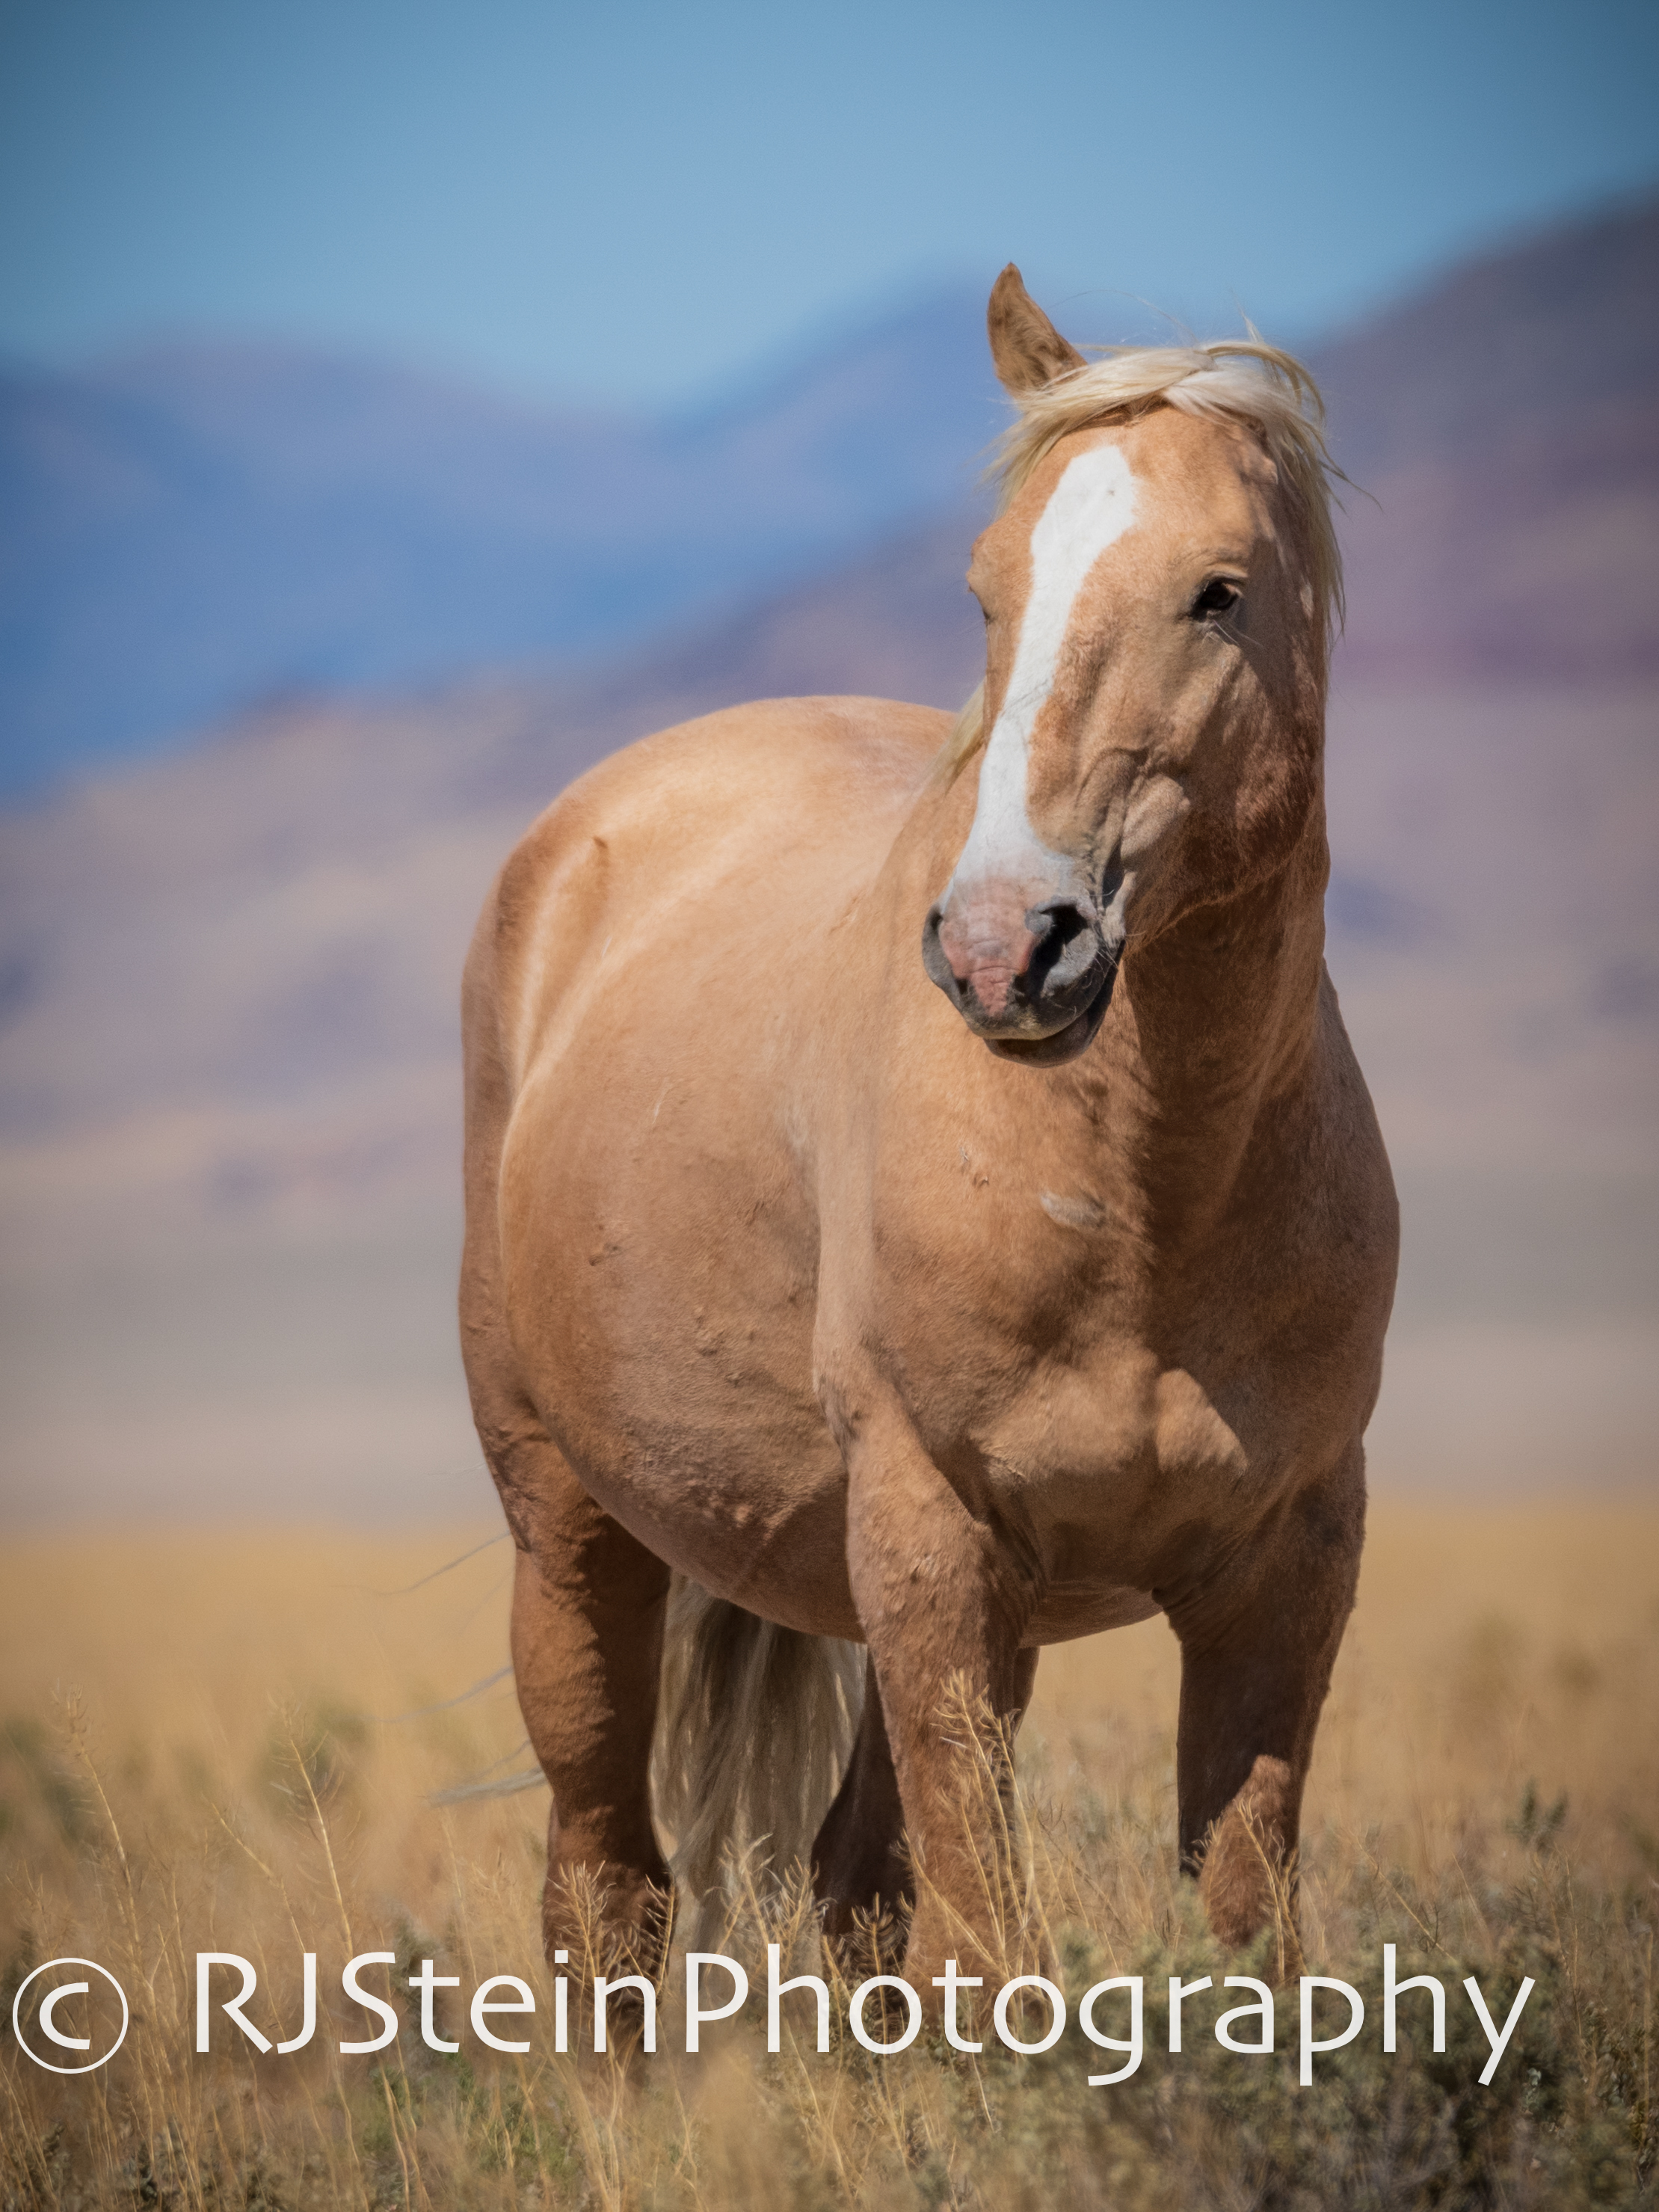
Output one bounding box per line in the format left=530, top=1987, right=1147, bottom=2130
left=880, top=1209, right=1311, bottom=1600
left=972, top=1336, right=1257, bottom=1498
left=976, top=1344, right=1289, bottom=1620
left=875, top=1149, right=1323, bottom=1514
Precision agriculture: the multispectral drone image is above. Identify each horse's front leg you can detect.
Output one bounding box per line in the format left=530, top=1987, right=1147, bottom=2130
left=833, top=1410, right=1042, bottom=1988
left=1165, top=1448, right=1365, bottom=1950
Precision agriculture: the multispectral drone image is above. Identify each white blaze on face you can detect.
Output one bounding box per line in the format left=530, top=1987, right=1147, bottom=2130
left=950, top=442, right=1139, bottom=897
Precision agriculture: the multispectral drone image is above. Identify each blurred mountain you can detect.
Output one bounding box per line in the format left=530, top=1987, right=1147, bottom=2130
left=1, top=198, right=1656, bottom=1520
left=7, top=195, right=1655, bottom=796
left=0, top=290, right=1000, bottom=791
left=1316, top=197, right=1659, bottom=478
left=1320, top=195, right=1659, bottom=681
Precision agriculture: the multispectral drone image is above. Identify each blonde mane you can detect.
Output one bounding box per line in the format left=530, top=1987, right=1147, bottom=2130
left=938, top=337, right=1345, bottom=782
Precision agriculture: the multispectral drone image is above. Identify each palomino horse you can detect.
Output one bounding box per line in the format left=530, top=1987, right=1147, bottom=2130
left=461, top=268, right=1397, bottom=1984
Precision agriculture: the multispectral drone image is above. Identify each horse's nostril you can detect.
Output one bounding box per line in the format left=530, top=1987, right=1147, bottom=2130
left=1029, top=900, right=1089, bottom=949
left=1025, top=900, right=1092, bottom=993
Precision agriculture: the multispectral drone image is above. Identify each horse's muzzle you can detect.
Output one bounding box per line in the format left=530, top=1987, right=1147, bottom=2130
left=922, top=885, right=1119, bottom=1057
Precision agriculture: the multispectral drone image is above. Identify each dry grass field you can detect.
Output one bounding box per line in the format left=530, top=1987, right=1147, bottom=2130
left=2, top=1502, right=1656, bottom=2209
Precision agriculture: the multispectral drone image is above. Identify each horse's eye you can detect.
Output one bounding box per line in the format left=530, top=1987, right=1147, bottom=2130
left=1193, top=578, right=1242, bottom=618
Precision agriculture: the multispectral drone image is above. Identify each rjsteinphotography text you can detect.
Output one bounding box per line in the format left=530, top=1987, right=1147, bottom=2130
left=16, top=1945, right=1536, bottom=2092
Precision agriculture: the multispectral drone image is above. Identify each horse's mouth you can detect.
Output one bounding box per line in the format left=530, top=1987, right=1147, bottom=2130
left=985, top=962, right=1117, bottom=1067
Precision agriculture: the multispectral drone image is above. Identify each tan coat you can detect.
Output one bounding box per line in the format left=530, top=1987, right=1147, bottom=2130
left=461, top=272, right=1398, bottom=1982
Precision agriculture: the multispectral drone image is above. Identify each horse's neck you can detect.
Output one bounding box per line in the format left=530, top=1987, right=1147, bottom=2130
left=1089, top=820, right=1330, bottom=1241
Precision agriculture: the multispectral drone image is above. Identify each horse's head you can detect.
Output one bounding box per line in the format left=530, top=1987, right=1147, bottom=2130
left=923, top=268, right=1339, bottom=1064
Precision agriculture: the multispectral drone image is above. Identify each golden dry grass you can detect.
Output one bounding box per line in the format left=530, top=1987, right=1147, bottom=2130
left=2, top=1502, right=1656, bottom=2209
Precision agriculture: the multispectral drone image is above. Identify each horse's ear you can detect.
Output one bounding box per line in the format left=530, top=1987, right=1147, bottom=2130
left=987, top=265, right=1085, bottom=393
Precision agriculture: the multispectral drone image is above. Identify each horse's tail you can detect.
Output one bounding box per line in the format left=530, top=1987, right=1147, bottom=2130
left=651, top=1573, right=864, bottom=1934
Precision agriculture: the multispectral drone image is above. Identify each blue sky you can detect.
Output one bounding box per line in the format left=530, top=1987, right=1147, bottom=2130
left=1, top=0, right=1655, bottom=408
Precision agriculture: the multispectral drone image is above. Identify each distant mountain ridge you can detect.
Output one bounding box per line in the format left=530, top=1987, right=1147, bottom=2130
left=0, top=289, right=1000, bottom=791
left=4, top=196, right=1655, bottom=794
left=1312, top=193, right=1659, bottom=478
left=1317, top=195, right=1659, bottom=682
